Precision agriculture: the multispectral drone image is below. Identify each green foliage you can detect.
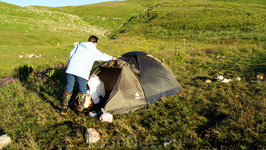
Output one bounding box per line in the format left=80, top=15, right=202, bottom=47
left=46, top=69, right=55, bottom=78
left=175, top=50, right=184, bottom=62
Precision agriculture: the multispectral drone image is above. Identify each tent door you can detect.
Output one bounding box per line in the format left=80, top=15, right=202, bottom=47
left=96, top=67, right=122, bottom=106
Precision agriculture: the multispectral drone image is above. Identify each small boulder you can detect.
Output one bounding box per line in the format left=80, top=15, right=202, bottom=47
left=235, top=77, right=241, bottom=81
left=205, top=79, right=211, bottom=83
left=0, top=134, right=11, bottom=149
left=256, top=75, right=264, bottom=80
left=221, top=78, right=232, bottom=83
left=85, top=128, right=101, bottom=145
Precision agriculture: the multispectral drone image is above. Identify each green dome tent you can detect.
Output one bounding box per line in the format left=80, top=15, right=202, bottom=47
left=90, top=51, right=182, bottom=115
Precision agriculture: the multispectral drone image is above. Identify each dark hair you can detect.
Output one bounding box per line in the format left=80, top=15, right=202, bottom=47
left=88, top=35, right=98, bottom=43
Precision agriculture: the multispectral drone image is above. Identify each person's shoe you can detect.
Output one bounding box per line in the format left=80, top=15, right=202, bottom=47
left=60, top=90, right=72, bottom=115
left=61, top=90, right=72, bottom=107
left=60, top=108, right=69, bottom=115
left=77, top=92, right=86, bottom=115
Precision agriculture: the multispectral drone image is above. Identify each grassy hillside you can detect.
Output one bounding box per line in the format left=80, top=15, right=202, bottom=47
left=210, top=0, right=266, bottom=5
left=0, top=1, right=105, bottom=42
left=0, top=1, right=109, bottom=77
left=45, top=0, right=181, bottom=31
left=0, top=0, right=266, bottom=149
left=109, top=1, right=266, bottom=42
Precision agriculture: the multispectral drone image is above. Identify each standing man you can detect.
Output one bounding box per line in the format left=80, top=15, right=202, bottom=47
left=60, top=35, right=116, bottom=115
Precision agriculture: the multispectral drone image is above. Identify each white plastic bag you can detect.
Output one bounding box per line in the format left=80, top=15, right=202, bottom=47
left=99, top=113, right=113, bottom=123
left=87, top=75, right=105, bottom=104
left=99, top=108, right=113, bottom=123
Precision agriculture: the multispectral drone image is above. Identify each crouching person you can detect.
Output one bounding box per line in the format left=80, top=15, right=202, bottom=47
left=60, top=35, right=116, bottom=116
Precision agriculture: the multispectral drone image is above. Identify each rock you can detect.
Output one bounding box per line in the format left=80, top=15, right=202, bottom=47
left=163, top=138, right=172, bottom=148
left=35, top=54, right=42, bottom=58
left=235, top=77, right=241, bottom=81
left=256, top=75, right=264, bottom=80
left=26, top=54, right=35, bottom=58
left=221, top=78, right=233, bottom=83
left=249, top=80, right=259, bottom=83
left=0, top=134, right=11, bottom=149
left=212, top=76, right=224, bottom=81
left=19, top=54, right=41, bottom=58
left=205, top=79, right=211, bottom=83
left=85, top=128, right=101, bottom=145
left=216, top=56, right=225, bottom=59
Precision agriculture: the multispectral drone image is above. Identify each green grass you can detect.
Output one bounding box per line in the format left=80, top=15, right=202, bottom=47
left=210, top=0, right=266, bottom=5
left=0, top=0, right=266, bottom=149
left=109, top=1, right=266, bottom=42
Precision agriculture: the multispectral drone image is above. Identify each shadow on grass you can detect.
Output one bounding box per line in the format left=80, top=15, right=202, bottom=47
left=14, top=65, right=68, bottom=112
left=192, top=76, right=208, bottom=81
left=38, top=120, right=87, bottom=149
left=0, top=128, right=4, bottom=135
left=243, top=52, right=266, bottom=80
left=196, top=106, right=228, bottom=146
left=50, top=120, right=86, bottom=135
left=13, top=62, right=102, bottom=114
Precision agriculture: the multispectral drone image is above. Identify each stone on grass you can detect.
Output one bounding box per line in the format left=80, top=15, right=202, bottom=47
left=0, top=134, right=11, bottom=149
left=85, top=128, right=101, bottom=145
left=205, top=79, right=211, bottom=83
left=163, top=138, right=172, bottom=148
left=256, top=75, right=264, bottom=80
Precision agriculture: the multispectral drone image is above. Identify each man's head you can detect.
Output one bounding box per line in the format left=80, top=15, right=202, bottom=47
left=88, top=35, right=98, bottom=46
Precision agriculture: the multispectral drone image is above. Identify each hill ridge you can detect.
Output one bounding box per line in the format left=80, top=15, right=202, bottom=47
left=0, top=2, right=108, bottom=38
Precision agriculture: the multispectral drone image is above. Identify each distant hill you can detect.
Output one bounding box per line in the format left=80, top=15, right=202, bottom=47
left=1, top=0, right=266, bottom=45
left=105, top=0, right=266, bottom=41
left=0, top=1, right=107, bottom=46
left=209, top=0, right=266, bottom=5
left=39, top=0, right=266, bottom=42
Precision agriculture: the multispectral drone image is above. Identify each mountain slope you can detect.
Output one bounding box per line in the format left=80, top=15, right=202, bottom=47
left=0, top=1, right=107, bottom=46
left=107, top=1, right=266, bottom=41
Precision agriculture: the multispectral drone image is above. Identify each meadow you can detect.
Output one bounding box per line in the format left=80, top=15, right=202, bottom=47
left=0, top=0, right=266, bottom=149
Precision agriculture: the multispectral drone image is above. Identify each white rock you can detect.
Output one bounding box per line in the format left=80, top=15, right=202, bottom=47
left=26, top=54, right=35, bottom=58
left=217, top=76, right=224, bottom=80
left=249, top=80, right=259, bottom=83
left=85, top=128, right=101, bottom=145
left=213, top=76, right=224, bottom=81
left=235, top=77, right=241, bottom=81
left=205, top=79, right=211, bottom=83
left=221, top=78, right=232, bottom=83
left=163, top=139, right=172, bottom=148
left=256, top=75, right=264, bottom=80
left=0, top=134, right=11, bottom=149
